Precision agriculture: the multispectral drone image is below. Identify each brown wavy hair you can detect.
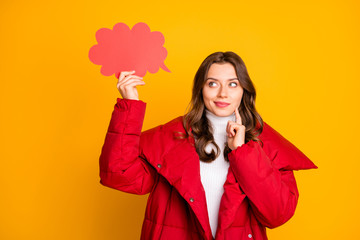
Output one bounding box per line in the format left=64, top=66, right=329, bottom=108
left=181, top=51, right=264, bottom=162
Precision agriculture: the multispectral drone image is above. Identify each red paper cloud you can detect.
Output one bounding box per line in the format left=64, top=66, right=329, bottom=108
left=89, top=22, right=171, bottom=78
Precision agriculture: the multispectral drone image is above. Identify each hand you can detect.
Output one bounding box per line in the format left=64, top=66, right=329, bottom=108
left=226, top=107, right=246, bottom=150
left=117, top=70, right=145, bottom=100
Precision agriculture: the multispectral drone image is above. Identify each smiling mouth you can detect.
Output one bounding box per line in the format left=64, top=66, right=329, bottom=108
left=214, top=101, right=230, bottom=108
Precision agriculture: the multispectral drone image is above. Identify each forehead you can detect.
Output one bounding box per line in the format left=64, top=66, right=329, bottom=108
left=206, top=63, right=237, bottom=79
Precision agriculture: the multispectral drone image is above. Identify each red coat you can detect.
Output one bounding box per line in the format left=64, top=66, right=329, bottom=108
left=99, top=98, right=317, bottom=240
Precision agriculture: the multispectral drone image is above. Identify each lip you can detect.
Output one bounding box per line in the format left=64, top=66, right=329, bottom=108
left=214, top=101, right=230, bottom=108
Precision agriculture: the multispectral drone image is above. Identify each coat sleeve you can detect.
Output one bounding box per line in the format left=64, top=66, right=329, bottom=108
left=227, top=124, right=317, bottom=229
left=99, top=98, right=157, bottom=195
left=228, top=140, right=298, bottom=228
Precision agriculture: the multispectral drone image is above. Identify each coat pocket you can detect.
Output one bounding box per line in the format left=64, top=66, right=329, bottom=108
left=224, top=225, right=255, bottom=240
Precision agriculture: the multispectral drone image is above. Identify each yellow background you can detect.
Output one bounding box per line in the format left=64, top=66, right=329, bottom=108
left=1, top=0, right=359, bottom=239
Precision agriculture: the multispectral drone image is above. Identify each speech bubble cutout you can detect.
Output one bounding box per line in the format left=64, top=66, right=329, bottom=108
left=89, top=22, right=171, bottom=78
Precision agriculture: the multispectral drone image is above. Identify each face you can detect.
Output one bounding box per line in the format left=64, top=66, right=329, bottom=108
left=202, top=63, right=244, bottom=117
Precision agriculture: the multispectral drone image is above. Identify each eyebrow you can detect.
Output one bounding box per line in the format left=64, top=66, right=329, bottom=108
left=205, top=77, right=239, bottom=81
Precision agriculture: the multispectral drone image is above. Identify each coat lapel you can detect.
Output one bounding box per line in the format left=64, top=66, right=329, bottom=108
left=145, top=123, right=213, bottom=240
left=162, top=138, right=212, bottom=239
left=215, top=168, right=247, bottom=237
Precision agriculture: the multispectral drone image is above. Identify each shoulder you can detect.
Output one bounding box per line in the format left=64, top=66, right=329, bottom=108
left=141, top=116, right=185, bottom=137
left=258, top=121, right=317, bottom=170
left=139, top=116, right=186, bottom=152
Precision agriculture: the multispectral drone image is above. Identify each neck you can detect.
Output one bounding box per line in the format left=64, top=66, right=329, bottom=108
left=205, top=109, right=235, bottom=134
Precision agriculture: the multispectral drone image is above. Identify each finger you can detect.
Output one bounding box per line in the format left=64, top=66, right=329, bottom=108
left=235, top=107, right=242, bottom=125
left=228, top=124, right=236, bottom=137
left=119, top=70, right=136, bottom=81
left=226, top=121, right=233, bottom=137
left=227, top=121, right=239, bottom=137
left=118, top=74, right=143, bottom=85
left=119, top=70, right=136, bottom=80
left=119, top=74, right=143, bottom=82
left=118, top=79, right=145, bottom=90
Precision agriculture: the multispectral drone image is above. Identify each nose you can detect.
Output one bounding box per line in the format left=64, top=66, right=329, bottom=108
left=217, top=85, right=228, bottom=98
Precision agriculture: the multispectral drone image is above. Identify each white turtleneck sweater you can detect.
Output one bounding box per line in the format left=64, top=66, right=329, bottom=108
left=199, top=109, right=236, bottom=238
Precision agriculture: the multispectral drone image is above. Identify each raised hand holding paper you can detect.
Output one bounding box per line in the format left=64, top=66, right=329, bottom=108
left=89, top=22, right=170, bottom=78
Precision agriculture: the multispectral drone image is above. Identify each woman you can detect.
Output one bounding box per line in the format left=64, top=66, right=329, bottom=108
left=99, top=51, right=317, bottom=240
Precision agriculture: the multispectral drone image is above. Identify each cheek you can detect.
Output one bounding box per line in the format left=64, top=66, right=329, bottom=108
left=202, top=88, right=214, bottom=102
left=232, top=90, right=244, bottom=105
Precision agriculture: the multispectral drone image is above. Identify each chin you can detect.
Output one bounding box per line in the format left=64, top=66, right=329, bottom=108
left=212, top=109, right=234, bottom=117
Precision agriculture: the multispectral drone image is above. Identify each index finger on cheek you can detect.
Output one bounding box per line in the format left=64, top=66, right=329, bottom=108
left=235, top=108, right=242, bottom=125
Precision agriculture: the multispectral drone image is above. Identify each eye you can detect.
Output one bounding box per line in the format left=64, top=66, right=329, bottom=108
left=208, top=81, right=218, bottom=87
left=229, top=82, right=238, bottom=87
